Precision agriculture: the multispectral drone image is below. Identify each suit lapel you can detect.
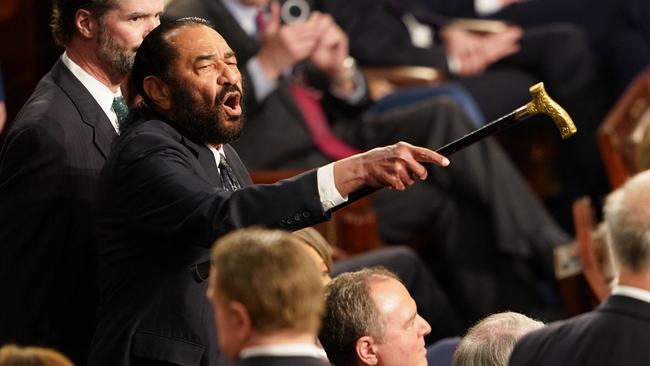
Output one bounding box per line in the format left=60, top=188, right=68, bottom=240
left=51, top=58, right=117, bottom=159
left=224, top=144, right=253, bottom=187
left=180, top=136, right=222, bottom=187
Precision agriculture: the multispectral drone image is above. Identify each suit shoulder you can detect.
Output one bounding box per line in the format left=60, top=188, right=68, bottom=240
left=110, top=120, right=193, bottom=164
left=10, top=73, right=81, bottom=134
left=509, top=312, right=599, bottom=365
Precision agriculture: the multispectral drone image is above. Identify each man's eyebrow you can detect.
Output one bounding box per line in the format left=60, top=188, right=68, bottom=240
left=404, top=312, right=417, bottom=328
left=195, top=54, right=217, bottom=62
left=224, top=51, right=236, bottom=59
left=126, top=11, right=148, bottom=18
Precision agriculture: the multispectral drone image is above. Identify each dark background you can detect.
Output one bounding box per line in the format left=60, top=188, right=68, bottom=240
left=0, top=0, right=60, bottom=135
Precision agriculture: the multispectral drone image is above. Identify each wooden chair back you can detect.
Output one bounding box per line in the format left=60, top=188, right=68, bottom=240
left=599, top=67, right=650, bottom=189
left=572, top=196, right=613, bottom=303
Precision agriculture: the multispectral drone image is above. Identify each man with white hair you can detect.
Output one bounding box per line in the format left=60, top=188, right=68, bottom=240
left=452, top=312, right=543, bottom=366
left=509, top=170, right=650, bottom=366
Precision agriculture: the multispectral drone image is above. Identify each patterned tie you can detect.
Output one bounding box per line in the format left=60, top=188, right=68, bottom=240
left=218, top=153, right=241, bottom=192
left=112, top=96, right=129, bottom=125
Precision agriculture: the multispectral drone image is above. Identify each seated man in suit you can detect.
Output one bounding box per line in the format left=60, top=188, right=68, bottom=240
left=208, top=228, right=330, bottom=366
left=320, top=267, right=432, bottom=366
left=452, top=312, right=543, bottom=366
left=88, top=17, right=449, bottom=366
left=509, top=169, right=650, bottom=366
left=166, top=0, right=572, bottom=321
left=0, top=0, right=164, bottom=363
left=293, top=228, right=466, bottom=343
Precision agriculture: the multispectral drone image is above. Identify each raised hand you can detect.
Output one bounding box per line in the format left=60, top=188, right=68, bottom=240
left=332, top=142, right=450, bottom=197
left=308, top=13, right=350, bottom=79
left=257, top=2, right=322, bottom=80
left=441, top=26, right=522, bottom=76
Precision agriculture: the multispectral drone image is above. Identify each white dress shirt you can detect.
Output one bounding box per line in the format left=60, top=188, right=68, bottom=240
left=611, top=285, right=650, bottom=304
left=60, top=52, right=122, bottom=133
left=208, top=146, right=346, bottom=211
left=239, top=342, right=328, bottom=360
left=475, top=0, right=504, bottom=16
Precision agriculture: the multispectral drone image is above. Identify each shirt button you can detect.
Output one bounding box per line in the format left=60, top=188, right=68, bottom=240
left=303, top=211, right=310, bottom=218
left=294, top=213, right=302, bottom=221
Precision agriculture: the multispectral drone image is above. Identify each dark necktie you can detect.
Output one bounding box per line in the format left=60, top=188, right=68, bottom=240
left=218, top=153, right=241, bottom=192
left=112, top=96, right=129, bottom=126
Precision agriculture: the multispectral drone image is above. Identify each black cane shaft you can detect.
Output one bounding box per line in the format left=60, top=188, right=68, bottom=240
left=331, top=109, right=525, bottom=213
left=437, top=110, right=520, bottom=155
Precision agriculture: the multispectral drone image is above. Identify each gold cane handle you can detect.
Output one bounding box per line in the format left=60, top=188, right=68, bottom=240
left=515, top=82, right=577, bottom=139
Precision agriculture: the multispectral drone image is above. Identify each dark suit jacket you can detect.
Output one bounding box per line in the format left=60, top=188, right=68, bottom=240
left=0, top=58, right=117, bottom=365
left=164, top=0, right=371, bottom=169
left=509, top=295, right=650, bottom=366
left=88, top=116, right=329, bottom=366
left=238, top=355, right=330, bottom=366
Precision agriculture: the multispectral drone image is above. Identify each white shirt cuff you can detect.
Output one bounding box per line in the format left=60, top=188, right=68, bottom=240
left=475, top=0, right=503, bottom=16
left=246, top=56, right=280, bottom=102
left=317, top=163, right=348, bottom=211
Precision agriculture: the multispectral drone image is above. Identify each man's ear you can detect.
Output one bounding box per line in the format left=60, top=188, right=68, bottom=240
left=228, top=301, right=253, bottom=343
left=74, top=9, right=97, bottom=39
left=356, top=336, right=379, bottom=365
left=143, top=75, right=171, bottom=111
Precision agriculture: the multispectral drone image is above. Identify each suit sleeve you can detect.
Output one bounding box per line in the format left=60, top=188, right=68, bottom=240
left=100, top=131, right=330, bottom=248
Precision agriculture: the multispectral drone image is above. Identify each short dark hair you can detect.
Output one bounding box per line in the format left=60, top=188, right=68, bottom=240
left=320, top=267, right=399, bottom=366
left=50, top=0, right=117, bottom=46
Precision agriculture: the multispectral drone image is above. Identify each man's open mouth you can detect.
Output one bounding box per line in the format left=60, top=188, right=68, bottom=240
left=221, top=91, right=242, bottom=117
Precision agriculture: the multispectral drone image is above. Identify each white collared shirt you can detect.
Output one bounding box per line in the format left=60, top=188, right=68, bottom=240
left=475, top=0, right=503, bottom=16
left=208, top=145, right=347, bottom=211
left=611, top=285, right=650, bottom=304
left=222, top=0, right=259, bottom=36
left=239, top=342, right=328, bottom=360
left=60, top=52, right=122, bottom=133
left=222, top=0, right=280, bottom=101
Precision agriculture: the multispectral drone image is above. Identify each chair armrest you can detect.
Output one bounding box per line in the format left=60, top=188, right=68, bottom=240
left=362, top=66, right=444, bottom=101
left=362, top=66, right=443, bottom=87
left=446, top=18, right=510, bottom=34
